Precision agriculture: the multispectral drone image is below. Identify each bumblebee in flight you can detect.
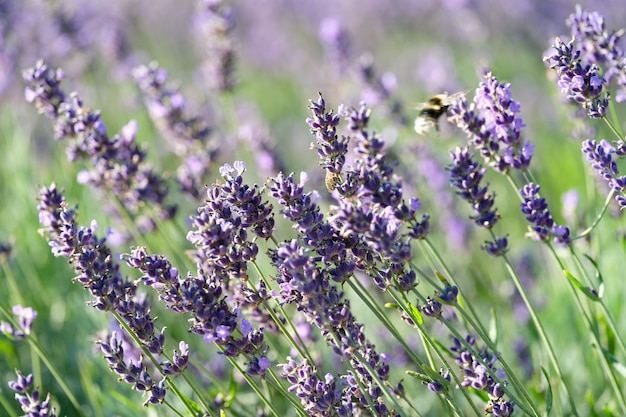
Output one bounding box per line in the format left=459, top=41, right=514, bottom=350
left=414, top=91, right=466, bottom=135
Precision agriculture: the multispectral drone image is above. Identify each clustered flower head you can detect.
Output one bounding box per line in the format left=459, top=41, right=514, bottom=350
left=280, top=357, right=355, bottom=416
left=582, top=139, right=626, bottom=208
left=447, top=146, right=508, bottom=256
left=0, top=305, right=37, bottom=340
left=307, top=93, right=348, bottom=190
left=24, top=60, right=176, bottom=220
left=450, top=335, right=514, bottom=417
left=544, top=37, right=608, bottom=118
left=315, top=97, right=426, bottom=290
left=567, top=5, right=626, bottom=102
left=448, top=71, right=533, bottom=173
left=8, top=370, right=57, bottom=417
left=520, top=183, right=571, bottom=244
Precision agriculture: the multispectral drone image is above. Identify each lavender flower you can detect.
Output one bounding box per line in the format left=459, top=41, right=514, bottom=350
left=448, top=146, right=499, bottom=229
left=194, top=0, right=237, bottom=93
left=307, top=93, right=348, bottom=182
left=123, top=245, right=269, bottom=372
left=425, top=369, right=451, bottom=394
left=280, top=357, right=354, bottom=416
left=448, top=146, right=508, bottom=255
left=311, top=98, right=425, bottom=291
left=520, top=183, right=571, bottom=244
left=24, top=60, right=176, bottom=220
left=97, top=332, right=168, bottom=406
left=567, top=6, right=626, bottom=102
left=0, top=305, right=37, bottom=340
left=448, top=71, right=533, bottom=173
left=269, top=172, right=398, bottom=415
left=36, top=184, right=190, bottom=404
left=450, top=335, right=514, bottom=416
left=582, top=139, right=626, bottom=208
left=544, top=37, right=609, bottom=118
left=8, top=370, right=57, bottom=417
left=132, top=62, right=217, bottom=199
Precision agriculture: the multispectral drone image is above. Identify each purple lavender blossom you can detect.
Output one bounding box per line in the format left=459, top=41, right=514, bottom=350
left=520, top=183, right=571, bottom=244
left=312, top=98, right=425, bottom=290
left=0, top=305, right=38, bottom=340
left=448, top=146, right=499, bottom=229
left=8, top=370, right=57, bottom=417
left=36, top=184, right=191, bottom=403
left=194, top=0, right=237, bottom=93
left=448, top=146, right=509, bottom=255
left=425, top=368, right=451, bottom=393
left=97, top=332, right=168, bottom=406
left=269, top=171, right=399, bottom=415
left=24, top=61, right=176, bottom=220
left=307, top=93, right=348, bottom=179
left=280, top=357, right=354, bottom=416
left=450, top=335, right=514, bottom=416
left=123, top=245, right=269, bottom=369
left=448, top=71, right=533, bottom=173
left=544, top=37, right=609, bottom=118
left=567, top=6, right=626, bottom=103
left=582, top=139, right=626, bottom=208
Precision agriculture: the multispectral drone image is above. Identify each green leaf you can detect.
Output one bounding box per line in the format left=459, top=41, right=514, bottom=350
left=563, top=270, right=600, bottom=301
left=407, top=302, right=424, bottom=326
left=406, top=370, right=430, bottom=382
left=583, top=254, right=605, bottom=298
left=541, top=367, right=553, bottom=417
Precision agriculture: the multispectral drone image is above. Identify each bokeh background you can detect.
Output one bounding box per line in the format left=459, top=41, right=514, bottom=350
left=2, top=0, right=626, bottom=415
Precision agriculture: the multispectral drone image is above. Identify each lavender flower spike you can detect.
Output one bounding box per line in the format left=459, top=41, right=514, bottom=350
left=520, top=183, right=571, bottom=244
left=9, top=370, right=57, bottom=417
left=567, top=6, right=626, bottom=103
left=448, top=71, right=533, bottom=173
left=544, top=36, right=609, bottom=118
left=0, top=305, right=37, bottom=339
left=582, top=139, right=626, bottom=209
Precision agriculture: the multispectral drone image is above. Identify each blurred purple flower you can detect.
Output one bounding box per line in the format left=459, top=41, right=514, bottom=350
left=24, top=61, right=176, bottom=220
left=0, top=305, right=38, bottom=339
left=132, top=62, right=217, bottom=199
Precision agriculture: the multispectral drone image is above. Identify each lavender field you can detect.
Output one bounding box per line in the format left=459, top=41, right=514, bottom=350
left=2, top=1, right=626, bottom=416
